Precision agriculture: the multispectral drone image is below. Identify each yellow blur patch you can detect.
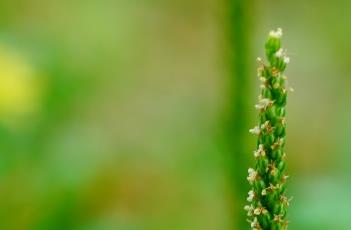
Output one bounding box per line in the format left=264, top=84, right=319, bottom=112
left=0, top=44, right=42, bottom=127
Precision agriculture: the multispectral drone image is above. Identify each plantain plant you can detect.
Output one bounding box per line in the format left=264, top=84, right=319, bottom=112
left=244, top=28, right=292, bottom=230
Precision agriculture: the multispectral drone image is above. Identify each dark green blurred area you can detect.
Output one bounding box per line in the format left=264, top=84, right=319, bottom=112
left=0, top=0, right=350, bottom=229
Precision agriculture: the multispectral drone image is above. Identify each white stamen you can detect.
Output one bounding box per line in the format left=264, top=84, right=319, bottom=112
left=255, top=98, right=273, bottom=110
left=284, top=56, right=290, bottom=64
left=253, top=208, right=261, bottom=215
left=275, top=48, right=284, bottom=57
left=250, top=217, right=259, bottom=228
left=254, top=144, right=266, bottom=158
left=261, top=189, right=267, bottom=196
left=249, top=126, right=261, bottom=135
left=247, top=190, right=255, bottom=202
left=247, top=168, right=258, bottom=184
left=269, top=28, right=283, bottom=38
left=244, top=205, right=254, bottom=216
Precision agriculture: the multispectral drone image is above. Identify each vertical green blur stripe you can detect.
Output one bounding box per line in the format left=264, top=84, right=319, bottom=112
left=226, top=0, right=253, bottom=229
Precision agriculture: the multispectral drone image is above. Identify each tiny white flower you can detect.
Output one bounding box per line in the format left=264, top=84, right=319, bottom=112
left=253, top=208, right=261, bottom=215
left=261, top=189, right=267, bottom=196
left=250, top=218, right=256, bottom=228
left=275, top=48, right=284, bottom=57
left=249, top=126, right=261, bottom=135
left=257, top=57, right=262, bottom=62
left=260, top=120, right=269, bottom=130
left=250, top=217, right=260, bottom=229
left=244, top=205, right=254, bottom=216
left=260, top=98, right=271, bottom=106
left=255, top=98, right=273, bottom=110
left=247, top=190, right=255, bottom=202
left=284, top=56, right=290, bottom=64
left=244, top=205, right=252, bottom=211
left=254, top=144, right=266, bottom=158
left=247, top=168, right=258, bottom=183
left=269, top=28, right=283, bottom=38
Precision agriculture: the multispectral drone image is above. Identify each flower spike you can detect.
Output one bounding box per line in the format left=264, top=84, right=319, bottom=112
left=245, top=28, right=292, bottom=230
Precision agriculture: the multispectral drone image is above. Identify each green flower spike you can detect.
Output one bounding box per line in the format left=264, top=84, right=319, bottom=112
left=245, top=28, right=292, bottom=230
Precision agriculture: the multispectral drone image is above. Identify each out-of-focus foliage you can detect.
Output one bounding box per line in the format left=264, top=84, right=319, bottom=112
left=0, top=0, right=350, bottom=229
left=0, top=44, right=43, bottom=127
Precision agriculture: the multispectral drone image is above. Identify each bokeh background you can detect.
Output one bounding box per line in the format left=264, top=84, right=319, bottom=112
left=0, top=0, right=350, bottom=229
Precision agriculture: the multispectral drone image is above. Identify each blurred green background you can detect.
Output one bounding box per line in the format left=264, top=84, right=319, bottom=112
left=0, top=0, right=350, bottom=229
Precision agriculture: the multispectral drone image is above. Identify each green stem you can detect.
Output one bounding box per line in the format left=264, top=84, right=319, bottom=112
left=226, top=0, right=253, bottom=229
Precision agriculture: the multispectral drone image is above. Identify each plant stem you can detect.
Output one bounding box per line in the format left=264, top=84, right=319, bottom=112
left=225, top=0, right=253, bottom=228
